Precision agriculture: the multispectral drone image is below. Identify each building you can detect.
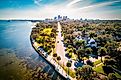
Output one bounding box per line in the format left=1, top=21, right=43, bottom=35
left=54, top=16, right=57, bottom=20
left=63, top=16, right=68, bottom=20
left=58, top=15, right=62, bottom=20
left=87, top=38, right=97, bottom=47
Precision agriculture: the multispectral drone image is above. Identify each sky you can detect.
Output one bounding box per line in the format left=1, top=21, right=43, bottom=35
left=0, top=0, right=121, bottom=20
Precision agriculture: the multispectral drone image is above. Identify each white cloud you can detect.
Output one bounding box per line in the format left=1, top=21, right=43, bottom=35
left=67, top=0, right=83, bottom=7
left=79, top=0, right=120, bottom=12
left=0, top=0, right=121, bottom=20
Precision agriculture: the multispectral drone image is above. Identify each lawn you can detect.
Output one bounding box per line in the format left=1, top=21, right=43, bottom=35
left=93, top=64, right=121, bottom=79
left=93, top=59, right=101, bottom=66
left=63, top=66, right=76, bottom=78
left=43, top=28, right=52, bottom=35
left=93, top=64, right=105, bottom=74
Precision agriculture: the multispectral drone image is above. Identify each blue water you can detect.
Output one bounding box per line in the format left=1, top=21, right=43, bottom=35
left=0, top=21, right=35, bottom=58
left=0, top=20, right=62, bottom=80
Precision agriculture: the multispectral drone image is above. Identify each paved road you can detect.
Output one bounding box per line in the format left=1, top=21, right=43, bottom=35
left=56, top=22, right=68, bottom=66
left=55, top=22, right=76, bottom=80
left=33, top=22, right=76, bottom=80
left=56, top=22, right=76, bottom=69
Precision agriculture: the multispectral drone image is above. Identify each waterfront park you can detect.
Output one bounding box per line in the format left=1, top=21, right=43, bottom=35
left=31, top=18, right=121, bottom=80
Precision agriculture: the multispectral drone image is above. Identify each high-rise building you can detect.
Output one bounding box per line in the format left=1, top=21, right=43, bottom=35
left=63, top=16, right=68, bottom=20
left=54, top=16, right=57, bottom=20
left=55, top=15, right=69, bottom=21
left=58, top=15, right=61, bottom=19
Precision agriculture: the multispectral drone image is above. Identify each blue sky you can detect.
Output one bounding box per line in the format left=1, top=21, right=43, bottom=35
left=0, top=0, right=121, bottom=20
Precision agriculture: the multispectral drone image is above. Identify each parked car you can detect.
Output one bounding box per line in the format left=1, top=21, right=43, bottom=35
left=37, top=47, right=47, bottom=57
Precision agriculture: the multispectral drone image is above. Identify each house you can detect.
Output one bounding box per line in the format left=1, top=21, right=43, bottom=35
left=87, top=38, right=97, bottom=47
left=75, top=35, right=82, bottom=41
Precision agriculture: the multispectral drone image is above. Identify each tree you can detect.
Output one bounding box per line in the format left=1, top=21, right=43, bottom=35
left=68, top=52, right=72, bottom=59
left=108, top=73, right=117, bottom=80
left=52, top=44, right=55, bottom=54
left=75, top=40, right=85, bottom=49
left=57, top=56, right=61, bottom=69
left=66, top=61, right=72, bottom=77
left=89, top=31, right=96, bottom=38
left=36, top=23, right=40, bottom=27
left=76, top=65, right=93, bottom=80
left=47, top=49, right=52, bottom=55
left=77, top=48, right=85, bottom=61
left=115, top=47, right=121, bottom=70
left=104, top=41, right=118, bottom=56
left=98, top=47, right=107, bottom=62
left=31, top=34, right=38, bottom=40
left=86, top=60, right=94, bottom=66
left=53, top=53, right=57, bottom=57
left=104, top=58, right=116, bottom=66
left=91, top=46, right=98, bottom=56
left=99, top=75, right=109, bottom=80
left=96, top=35, right=105, bottom=47
left=85, top=48, right=92, bottom=54
left=50, top=32, right=55, bottom=38
left=53, top=53, right=57, bottom=63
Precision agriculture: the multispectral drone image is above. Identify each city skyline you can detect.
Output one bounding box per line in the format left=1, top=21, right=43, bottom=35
left=0, top=0, right=121, bottom=20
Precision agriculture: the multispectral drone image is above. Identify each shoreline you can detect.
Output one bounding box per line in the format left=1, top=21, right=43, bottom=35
left=30, top=35, right=67, bottom=80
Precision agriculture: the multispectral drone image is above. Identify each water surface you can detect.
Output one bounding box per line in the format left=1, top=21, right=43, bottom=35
left=0, top=20, right=62, bottom=80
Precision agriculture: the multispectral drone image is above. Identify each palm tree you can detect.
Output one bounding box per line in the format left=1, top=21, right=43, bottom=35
left=66, top=61, right=72, bottom=77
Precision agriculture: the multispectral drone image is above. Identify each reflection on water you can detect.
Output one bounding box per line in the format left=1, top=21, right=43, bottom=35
left=0, top=20, right=62, bottom=80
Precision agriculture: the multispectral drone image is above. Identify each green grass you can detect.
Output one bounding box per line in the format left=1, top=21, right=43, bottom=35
left=93, top=59, right=102, bottom=66
left=93, top=64, right=105, bottom=74
left=65, top=48, right=77, bottom=60
left=93, top=63, right=121, bottom=79
left=63, top=66, right=76, bottom=78
left=43, top=28, right=52, bottom=35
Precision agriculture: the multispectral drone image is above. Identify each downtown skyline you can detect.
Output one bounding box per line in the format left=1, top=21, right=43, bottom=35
left=0, top=0, right=121, bottom=20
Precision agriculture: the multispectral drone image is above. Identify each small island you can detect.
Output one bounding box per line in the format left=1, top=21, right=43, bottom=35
left=30, top=16, right=121, bottom=80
